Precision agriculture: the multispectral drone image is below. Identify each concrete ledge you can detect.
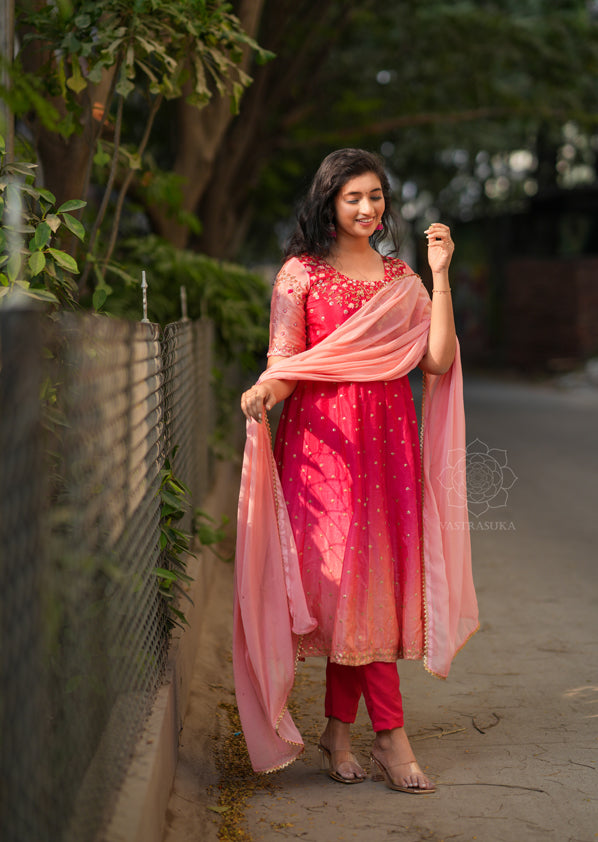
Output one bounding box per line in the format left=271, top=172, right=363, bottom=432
left=102, top=460, right=238, bottom=842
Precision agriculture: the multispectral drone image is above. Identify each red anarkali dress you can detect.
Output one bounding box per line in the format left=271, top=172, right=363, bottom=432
left=269, top=254, right=429, bottom=668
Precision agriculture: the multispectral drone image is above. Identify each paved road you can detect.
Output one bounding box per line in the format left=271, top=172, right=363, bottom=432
left=164, top=375, right=598, bottom=842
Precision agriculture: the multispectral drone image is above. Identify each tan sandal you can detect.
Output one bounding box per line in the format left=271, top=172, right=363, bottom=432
left=370, top=753, right=436, bottom=794
left=318, top=744, right=366, bottom=784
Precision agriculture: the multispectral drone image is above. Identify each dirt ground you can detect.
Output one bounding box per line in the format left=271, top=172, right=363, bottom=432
left=162, top=376, right=598, bottom=842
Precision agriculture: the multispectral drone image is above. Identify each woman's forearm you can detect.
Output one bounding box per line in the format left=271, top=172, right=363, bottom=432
left=266, top=355, right=297, bottom=403
left=419, top=269, right=456, bottom=374
left=241, top=356, right=297, bottom=421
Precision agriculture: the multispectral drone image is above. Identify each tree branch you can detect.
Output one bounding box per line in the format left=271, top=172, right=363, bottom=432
left=280, top=105, right=597, bottom=148
left=100, top=92, right=164, bottom=277
left=79, top=93, right=124, bottom=294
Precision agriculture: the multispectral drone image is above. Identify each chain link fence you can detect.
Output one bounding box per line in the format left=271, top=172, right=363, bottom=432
left=162, top=318, right=214, bottom=529
left=0, top=306, right=214, bottom=842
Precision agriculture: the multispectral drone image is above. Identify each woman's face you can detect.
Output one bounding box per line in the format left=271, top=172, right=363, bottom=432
left=333, top=171, right=385, bottom=242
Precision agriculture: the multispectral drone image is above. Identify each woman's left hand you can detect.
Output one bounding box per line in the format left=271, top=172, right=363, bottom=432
left=425, top=223, right=454, bottom=274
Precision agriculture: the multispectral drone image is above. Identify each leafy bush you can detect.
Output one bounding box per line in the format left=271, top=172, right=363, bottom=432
left=101, top=236, right=272, bottom=448
left=0, top=135, right=86, bottom=308
left=104, top=234, right=271, bottom=370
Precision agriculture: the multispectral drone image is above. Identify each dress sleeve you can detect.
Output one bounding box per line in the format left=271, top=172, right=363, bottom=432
left=267, top=257, right=310, bottom=357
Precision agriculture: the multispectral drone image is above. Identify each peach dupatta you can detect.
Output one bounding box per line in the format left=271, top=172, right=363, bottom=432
left=233, top=272, right=478, bottom=773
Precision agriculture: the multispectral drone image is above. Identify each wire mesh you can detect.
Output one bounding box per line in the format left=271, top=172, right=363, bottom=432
left=162, top=318, right=214, bottom=526
left=0, top=307, right=52, bottom=842
left=0, top=307, right=214, bottom=842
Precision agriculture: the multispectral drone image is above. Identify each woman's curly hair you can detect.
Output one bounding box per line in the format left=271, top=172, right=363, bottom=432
left=284, top=148, right=402, bottom=259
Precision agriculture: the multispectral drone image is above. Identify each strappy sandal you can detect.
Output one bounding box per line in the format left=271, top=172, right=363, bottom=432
left=370, top=753, right=436, bottom=794
left=318, top=744, right=366, bottom=784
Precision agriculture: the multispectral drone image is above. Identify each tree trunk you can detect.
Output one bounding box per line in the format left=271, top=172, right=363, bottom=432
left=196, top=0, right=357, bottom=258
left=17, top=2, right=115, bottom=207
left=149, top=0, right=267, bottom=247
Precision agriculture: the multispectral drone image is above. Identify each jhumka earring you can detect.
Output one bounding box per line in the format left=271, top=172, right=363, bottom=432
left=376, top=222, right=384, bottom=231
left=328, top=225, right=337, bottom=238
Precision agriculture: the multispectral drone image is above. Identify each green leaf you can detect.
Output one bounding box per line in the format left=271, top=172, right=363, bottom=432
left=74, top=12, right=91, bottom=28
left=94, top=141, right=111, bottom=167
left=20, top=185, right=42, bottom=201
left=87, top=63, right=103, bottom=84
left=126, top=152, right=142, bottom=171
left=169, top=606, right=189, bottom=626
left=19, top=288, right=58, bottom=303
left=61, top=213, right=86, bottom=241
left=6, top=252, right=22, bottom=282
left=33, top=221, right=51, bottom=249
left=38, top=188, right=56, bottom=204
left=104, top=261, right=138, bottom=285
left=115, top=77, right=135, bottom=97
left=57, top=199, right=87, bottom=213
left=47, top=248, right=79, bottom=273
left=153, top=567, right=177, bottom=582
left=92, top=287, right=107, bottom=310
left=161, top=488, right=185, bottom=509
left=66, top=60, right=87, bottom=94
left=7, top=162, right=37, bottom=177
left=45, top=214, right=61, bottom=233
left=28, top=251, right=46, bottom=276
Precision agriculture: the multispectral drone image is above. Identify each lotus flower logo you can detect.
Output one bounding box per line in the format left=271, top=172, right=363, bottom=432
left=438, top=438, right=518, bottom=517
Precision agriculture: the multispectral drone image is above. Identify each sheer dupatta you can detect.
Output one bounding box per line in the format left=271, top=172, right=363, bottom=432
left=233, top=268, right=478, bottom=773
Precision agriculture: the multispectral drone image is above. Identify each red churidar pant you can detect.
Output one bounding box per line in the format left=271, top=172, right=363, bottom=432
left=324, top=659, right=404, bottom=731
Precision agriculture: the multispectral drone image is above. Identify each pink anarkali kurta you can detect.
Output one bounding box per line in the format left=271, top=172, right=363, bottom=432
left=269, top=255, right=426, bottom=666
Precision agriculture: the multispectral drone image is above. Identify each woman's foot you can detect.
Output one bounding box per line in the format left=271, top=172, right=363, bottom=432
left=318, top=717, right=366, bottom=784
left=370, top=727, right=435, bottom=794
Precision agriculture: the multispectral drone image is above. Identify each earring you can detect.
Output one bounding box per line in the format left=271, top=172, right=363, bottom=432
left=328, top=225, right=337, bottom=238
left=376, top=222, right=384, bottom=231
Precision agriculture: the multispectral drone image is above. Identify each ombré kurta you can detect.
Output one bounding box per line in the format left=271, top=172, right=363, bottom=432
left=269, top=255, right=430, bottom=666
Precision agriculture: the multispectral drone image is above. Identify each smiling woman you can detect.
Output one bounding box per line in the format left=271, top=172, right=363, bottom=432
left=328, top=173, right=387, bottom=281
left=235, top=148, right=477, bottom=793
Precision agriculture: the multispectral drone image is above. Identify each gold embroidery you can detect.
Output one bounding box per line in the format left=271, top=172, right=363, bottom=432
left=301, top=254, right=410, bottom=313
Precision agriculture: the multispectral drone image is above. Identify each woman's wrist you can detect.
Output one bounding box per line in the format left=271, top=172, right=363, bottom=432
left=431, top=270, right=450, bottom=293
left=268, top=378, right=297, bottom=404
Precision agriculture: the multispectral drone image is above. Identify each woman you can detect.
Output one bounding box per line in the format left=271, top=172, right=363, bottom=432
left=235, top=148, right=478, bottom=794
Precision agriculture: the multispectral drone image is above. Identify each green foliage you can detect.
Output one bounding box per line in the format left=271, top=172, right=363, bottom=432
left=7, top=0, right=273, bottom=286
left=99, top=235, right=270, bottom=446
left=236, top=0, right=598, bottom=255
left=193, top=509, right=232, bottom=563
left=155, top=453, right=195, bottom=633
left=154, top=455, right=232, bottom=633
left=104, top=234, right=271, bottom=369
left=0, top=136, right=86, bottom=308
left=10, top=0, right=272, bottom=132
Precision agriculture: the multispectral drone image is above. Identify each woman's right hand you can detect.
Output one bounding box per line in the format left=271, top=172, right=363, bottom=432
left=241, top=382, right=280, bottom=422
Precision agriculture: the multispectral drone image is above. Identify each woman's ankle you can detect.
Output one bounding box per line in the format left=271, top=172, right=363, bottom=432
left=321, top=716, right=352, bottom=748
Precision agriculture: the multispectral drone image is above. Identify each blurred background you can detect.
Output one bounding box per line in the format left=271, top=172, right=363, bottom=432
left=1, top=2, right=597, bottom=841
left=2, top=0, right=598, bottom=372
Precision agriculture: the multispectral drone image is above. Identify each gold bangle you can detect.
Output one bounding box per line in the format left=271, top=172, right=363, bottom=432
left=432, top=288, right=451, bottom=294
